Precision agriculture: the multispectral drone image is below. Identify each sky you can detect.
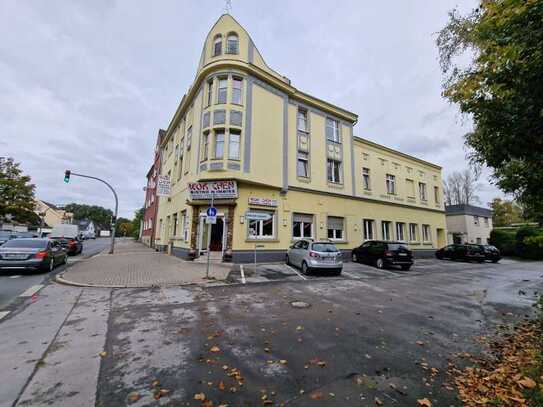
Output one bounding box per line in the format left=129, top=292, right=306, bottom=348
left=0, top=0, right=502, bottom=218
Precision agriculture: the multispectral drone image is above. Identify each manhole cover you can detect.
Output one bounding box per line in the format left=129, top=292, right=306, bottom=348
left=290, top=301, right=311, bottom=309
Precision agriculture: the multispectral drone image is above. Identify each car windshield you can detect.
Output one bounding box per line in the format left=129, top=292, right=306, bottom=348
left=312, top=243, right=339, bottom=252
left=388, top=244, right=408, bottom=251
left=2, top=239, right=47, bottom=249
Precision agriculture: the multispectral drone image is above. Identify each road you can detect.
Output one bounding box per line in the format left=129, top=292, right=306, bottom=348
left=0, top=254, right=541, bottom=406
left=0, top=238, right=110, bottom=312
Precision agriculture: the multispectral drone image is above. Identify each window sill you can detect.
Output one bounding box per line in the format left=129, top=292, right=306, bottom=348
left=329, top=239, right=348, bottom=244
left=327, top=182, right=344, bottom=189
left=409, top=241, right=421, bottom=245
left=296, top=176, right=311, bottom=183
left=245, top=239, right=279, bottom=243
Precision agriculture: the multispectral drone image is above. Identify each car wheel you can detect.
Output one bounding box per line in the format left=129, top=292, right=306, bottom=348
left=352, top=253, right=358, bottom=263
left=492, top=259, right=499, bottom=263
left=333, top=268, right=342, bottom=276
left=48, top=259, right=54, bottom=272
left=375, top=258, right=384, bottom=269
left=401, top=265, right=411, bottom=271
left=301, top=261, right=310, bottom=275
left=286, top=255, right=290, bottom=266
left=62, top=254, right=68, bottom=265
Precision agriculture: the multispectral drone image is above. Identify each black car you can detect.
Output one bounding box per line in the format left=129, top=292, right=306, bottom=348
left=351, top=240, right=414, bottom=270
left=435, top=244, right=485, bottom=262
left=0, top=238, right=67, bottom=272
left=50, top=236, right=83, bottom=255
left=477, top=244, right=501, bottom=263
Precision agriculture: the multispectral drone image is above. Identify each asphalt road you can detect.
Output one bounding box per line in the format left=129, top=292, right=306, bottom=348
left=0, top=237, right=110, bottom=311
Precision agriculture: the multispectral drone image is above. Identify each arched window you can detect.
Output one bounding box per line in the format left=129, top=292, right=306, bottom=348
left=213, top=34, right=222, bottom=56
left=226, top=32, right=239, bottom=55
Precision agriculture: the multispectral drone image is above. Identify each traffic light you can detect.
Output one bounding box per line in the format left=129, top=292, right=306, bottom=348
left=64, top=170, right=71, bottom=183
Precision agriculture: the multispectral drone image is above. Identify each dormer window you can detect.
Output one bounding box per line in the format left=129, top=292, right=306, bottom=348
left=213, top=35, right=222, bottom=56
left=226, top=33, right=239, bottom=54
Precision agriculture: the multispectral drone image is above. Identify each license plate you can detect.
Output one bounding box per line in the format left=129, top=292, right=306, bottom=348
left=322, top=257, right=335, bottom=263
left=4, top=254, right=27, bottom=260
left=398, top=253, right=407, bottom=256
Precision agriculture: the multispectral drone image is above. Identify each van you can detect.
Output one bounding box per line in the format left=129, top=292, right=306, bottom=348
left=50, top=224, right=80, bottom=239
left=50, top=224, right=83, bottom=255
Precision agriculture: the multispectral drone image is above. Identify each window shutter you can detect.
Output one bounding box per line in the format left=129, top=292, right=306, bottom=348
left=327, top=216, right=343, bottom=230
left=293, top=213, right=313, bottom=223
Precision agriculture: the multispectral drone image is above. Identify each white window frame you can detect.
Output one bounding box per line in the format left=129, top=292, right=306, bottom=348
left=226, top=33, right=239, bottom=54
left=206, top=80, right=213, bottom=106
left=217, top=77, right=228, bottom=104
left=409, top=223, right=418, bottom=242
left=363, top=219, right=374, bottom=240
left=232, top=77, right=243, bottom=105
left=362, top=167, right=371, bottom=190
left=297, top=151, right=309, bottom=178
left=297, top=109, right=308, bottom=132
left=386, top=174, right=396, bottom=195
left=326, top=118, right=340, bottom=143
left=327, top=216, right=344, bottom=241
left=422, top=224, right=431, bottom=242
left=396, top=222, right=406, bottom=242
left=214, top=131, right=225, bottom=159
left=419, top=182, right=427, bottom=201
left=228, top=130, right=241, bottom=160
left=247, top=211, right=275, bottom=240
left=381, top=221, right=391, bottom=241
left=327, top=159, right=342, bottom=184
left=292, top=214, right=314, bottom=240
left=213, top=35, right=222, bottom=56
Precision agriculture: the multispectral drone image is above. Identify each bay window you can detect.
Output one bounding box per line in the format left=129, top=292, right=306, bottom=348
left=228, top=130, right=241, bottom=160
left=214, top=131, right=224, bottom=159
left=232, top=77, right=243, bottom=104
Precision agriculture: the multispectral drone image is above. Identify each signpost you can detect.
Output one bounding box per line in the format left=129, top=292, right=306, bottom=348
left=205, top=193, right=216, bottom=279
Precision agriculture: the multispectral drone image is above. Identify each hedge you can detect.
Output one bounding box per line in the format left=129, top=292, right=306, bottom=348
left=490, top=227, right=543, bottom=259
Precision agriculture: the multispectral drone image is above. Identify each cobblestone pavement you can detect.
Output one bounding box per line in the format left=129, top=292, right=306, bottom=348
left=58, top=239, right=231, bottom=288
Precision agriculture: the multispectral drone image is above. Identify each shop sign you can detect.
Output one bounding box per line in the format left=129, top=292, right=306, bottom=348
left=245, top=211, right=272, bottom=221
left=248, top=197, right=277, bottom=207
left=188, top=180, right=238, bottom=200
left=156, top=175, right=171, bottom=197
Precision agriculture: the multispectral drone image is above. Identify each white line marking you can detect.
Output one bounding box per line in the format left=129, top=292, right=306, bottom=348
left=0, top=311, right=10, bottom=320
left=286, top=265, right=307, bottom=280
left=19, top=284, right=44, bottom=297
left=240, top=264, right=246, bottom=284
left=9, top=275, right=21, bottom=279
left=342, top=271, right=360, bottom=279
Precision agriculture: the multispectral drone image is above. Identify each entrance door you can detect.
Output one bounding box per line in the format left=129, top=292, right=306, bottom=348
left=209, top=218, right=224, bottom=251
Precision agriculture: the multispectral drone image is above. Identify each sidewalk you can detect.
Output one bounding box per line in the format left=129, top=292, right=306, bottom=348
left=57, top=239, right=232, bottom=288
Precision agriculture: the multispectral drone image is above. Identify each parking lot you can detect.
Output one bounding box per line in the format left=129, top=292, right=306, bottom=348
left=227, top=257, right=523, bottom=285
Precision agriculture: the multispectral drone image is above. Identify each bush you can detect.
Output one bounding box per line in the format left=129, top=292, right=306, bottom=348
left=489, top=229, right=516, bottom=256
left=515, top=227, right=541, bottom=258
left=522, top=234, right=543, bottom=260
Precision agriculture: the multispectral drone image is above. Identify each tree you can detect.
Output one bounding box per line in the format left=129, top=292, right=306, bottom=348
left=64, top=203, right=113, bottom=230
left=443, top=168, right=480, bottom=206
left=0, top=157, right=40, bottom=224
left=131, top=207, right=144, bottom=239
left=115, top=217, right=133, bottom=237
left=437, top=1, right=543, bottom=224
left=490, top=198, right=523, bottom=227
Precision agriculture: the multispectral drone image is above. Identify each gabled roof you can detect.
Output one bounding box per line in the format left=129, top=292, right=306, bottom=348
left=445, top=204, right=492, bottom=217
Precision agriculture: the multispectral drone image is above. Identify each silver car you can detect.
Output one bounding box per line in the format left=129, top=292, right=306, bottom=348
left=286, top=239, right=343, bottom=275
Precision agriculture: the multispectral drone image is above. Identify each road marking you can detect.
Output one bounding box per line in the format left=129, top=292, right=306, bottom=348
left=19, top=284, right=44, bottom=297
left=286, top=265, right=307, bottom=280
left=9, top=275, right=21, bottom=279
left=0, top=311, right=10, bottom=321
left=240, top=265, right=246, bottom=284
left=342, top=271, right=360, bottom=279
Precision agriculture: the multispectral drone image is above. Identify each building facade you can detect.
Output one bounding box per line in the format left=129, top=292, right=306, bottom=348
left=141, top=129, right=165, bottom=247
left=154, top=14, right=447, bottom=262
left=445, top=204, right=493, bottom=245
left=34, top=200, right=73, bottom=228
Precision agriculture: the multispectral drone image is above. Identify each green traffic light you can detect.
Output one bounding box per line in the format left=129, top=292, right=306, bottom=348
left=64, top=170, right=71, bottom=183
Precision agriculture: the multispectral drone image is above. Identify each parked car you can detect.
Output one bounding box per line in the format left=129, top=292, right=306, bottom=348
left=49, top=224, right=83, bottom=255
left=14, top=231, right=39, bottom=238
left=0, top=231, right=16, bottom=246
left=435, top=244, right=485, bottom=262
left=0, top=238, right=67, bottom=272
left=351, top=240, right=413, bottom=270
left=477, top=244, right=501, bottom=263
left=286, top=239, right=343, bottom=275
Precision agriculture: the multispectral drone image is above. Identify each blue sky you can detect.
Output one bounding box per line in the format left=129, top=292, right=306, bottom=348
left=0, top=0, right=501, bottom=217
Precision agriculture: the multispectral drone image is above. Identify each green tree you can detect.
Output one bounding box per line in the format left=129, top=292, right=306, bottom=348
left=64, top=203, right=113, bottom=230
left=490, top=197, right=523, bottom=226
left=115, top=217, right=133, bottom=237
left=0, top=157, right=40, bottom=224
left=131, top=207, right=144, bottom=239
left=437, top=1, right=543, bottom=225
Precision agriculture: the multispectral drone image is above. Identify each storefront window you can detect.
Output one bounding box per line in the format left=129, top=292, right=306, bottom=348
left=247, top=211, right=274, bottom=239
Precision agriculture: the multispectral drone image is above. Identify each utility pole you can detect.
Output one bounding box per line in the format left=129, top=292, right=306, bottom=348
left=64, top=170, right=119, bottom=254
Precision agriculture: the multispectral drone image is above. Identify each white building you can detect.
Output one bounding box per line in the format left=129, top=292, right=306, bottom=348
left=446, top=204, right=493, bottom=245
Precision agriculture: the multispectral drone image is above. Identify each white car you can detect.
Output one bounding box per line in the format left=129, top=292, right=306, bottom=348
left=286, top=239, right=343, bottom=276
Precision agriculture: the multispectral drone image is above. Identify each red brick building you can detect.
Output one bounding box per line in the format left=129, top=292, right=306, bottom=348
left=141, top=129, right=165, bottom=248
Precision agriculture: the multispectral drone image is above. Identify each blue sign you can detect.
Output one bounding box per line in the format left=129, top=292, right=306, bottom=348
left=207, top=207, right=217, bottom=217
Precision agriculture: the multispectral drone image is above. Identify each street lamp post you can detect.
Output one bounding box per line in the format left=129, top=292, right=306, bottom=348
left=64, top=171, right=119, bottom=254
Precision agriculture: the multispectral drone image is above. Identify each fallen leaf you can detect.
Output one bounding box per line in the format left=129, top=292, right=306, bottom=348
left=151, top=380, right=160, bottom=387
left=218, top=381, right=226, bottom=391
left=518, top=377, right=537, bottom=389
left=264, top=347, right=271, bottom=353
left=194, top=392, right=206, bottom=400
left=159, top=389, right=170, bottom=396
left=416, top=341, right=425, bottom=346
left=417, top=398, right=432, bottom=406
left=310, top=391, right=323, bottom=400
left=127, top=392, right=140, bottom=402
left=280, top=359, right=287, bottom=364
left=210, top=346, right=220, bottom=353
left=374, top=396, right=383, bottom=406
left=202, top=400, right=213, bottom=407
left=317, top=361, right=327, bottom=368
left=99, top=351, right=107, bottom=357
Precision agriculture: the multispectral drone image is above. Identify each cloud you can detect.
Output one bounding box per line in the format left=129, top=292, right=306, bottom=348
left=0, top=0, right=502, bottom=216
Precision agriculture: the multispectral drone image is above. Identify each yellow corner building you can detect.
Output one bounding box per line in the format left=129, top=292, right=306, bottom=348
left=153, top=14, right=447, bottom=262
